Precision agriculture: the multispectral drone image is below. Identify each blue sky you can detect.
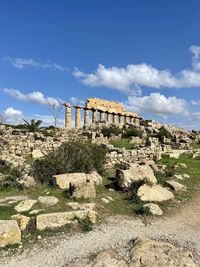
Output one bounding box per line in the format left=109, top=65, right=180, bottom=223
left=0, top=0, right=200, bottom=129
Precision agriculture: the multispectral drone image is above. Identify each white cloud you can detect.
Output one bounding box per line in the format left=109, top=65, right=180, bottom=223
left=3, top=107, right=23, bottom=124
left=70, top=96, right=85, bottom=106
left=3, top=88, right=64, bottom=107
left=124, top=93, right=189, bottom=118
left=4, top=57, right=68, bottom=72
left=191, top=99, right=200, bottom=105
left=74, top=46, right=200, bottom=93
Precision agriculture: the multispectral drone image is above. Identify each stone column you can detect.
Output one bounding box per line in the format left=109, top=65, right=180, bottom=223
left=130, top=116, right=134, bottom=124
left=74, top=105, right=81, bottom=128
left=84, top=108, right=90, bottom=128
left=99, top=111, right=105, bottom=122
left=107, top=112, right=112, bottom=123
left=119, top=114, right=124, bottom=125
left=113, top=113, right=118, bottom=124
left=64, top=103, right=71, bottom=129
left=135, top=118, right=140, bottom=126
left=92, top=109, right=97, bottom=123
left=125, top=115, right=129, bottom=124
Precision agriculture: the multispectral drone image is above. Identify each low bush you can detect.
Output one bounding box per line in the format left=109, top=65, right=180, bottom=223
left=0, top=162, right=23, bottom=190
left=77, top=216, right=93, bottom=232
left=122, top=126, right=143, bottom=138
left=32, top=139, right=107, bottom=184
left=156, top=126, right=172, bottom=142
left=101, top=125, right=122, bottom=138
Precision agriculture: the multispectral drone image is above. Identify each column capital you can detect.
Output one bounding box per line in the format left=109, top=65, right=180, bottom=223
left=73, top=105, right=82, bottom=109
left=64, top=103, right=71, bottom=108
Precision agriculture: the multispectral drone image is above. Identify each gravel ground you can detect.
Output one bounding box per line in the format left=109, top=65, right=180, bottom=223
left=0, top=196, right=200, bottom=267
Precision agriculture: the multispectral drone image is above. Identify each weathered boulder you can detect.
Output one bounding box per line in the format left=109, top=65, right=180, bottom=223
left=92, top=250, right=128, bottom=267
left=0, top=195, right=28, bottom=206
left=68, top=250, right=128, bottom=267
left=72, top=182, right=96, bottom=199
left=137, top=184, right=174, bottom=202
left=36, top=210, right=96, bottom=230
left=143, top=203, right=163, bottom=216
left=0, top=220, right=21, bottom=247
left=11, top=214, right=30, bottom=231
left=32, top=149, right=44, bottom=159
left=15, top=199, right=37, bottom=213
left=116, top=163, right=157, bottom=190
left=67, top=202, right=95, bottom=211
left=53, top=173, right=87, bottom=189
left=86, top=171, right=102, bottom=186
left=38, top=196, right=59, bottom=206
left=129, top=237, right=197, bottom=267
left=173, top=174, right=184, bottom=180
left=166, top=180, right=187, bottom=193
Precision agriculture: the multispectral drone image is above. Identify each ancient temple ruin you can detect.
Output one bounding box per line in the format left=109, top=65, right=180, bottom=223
left=64, top=97, right=141, bottom=128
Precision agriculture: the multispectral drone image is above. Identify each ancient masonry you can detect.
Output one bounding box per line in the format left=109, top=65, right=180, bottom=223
left=64, top=98, right=141, bottom=129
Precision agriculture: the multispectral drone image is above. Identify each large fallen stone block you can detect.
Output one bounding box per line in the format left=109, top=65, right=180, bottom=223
left=86, top=171, right=102, bottom=186
left=0, top=220, right=21, bottom=247
left=166, top=180, right=187, bottom=193
left=143, top=203, right=163, bottom=216
left=137, top=184, right=174, bottom=202
left=38, top=196, right=59, bottom=206
left=116, top=163, right=157, bottom=190
left=15, top=199, right=37, bottom=213
left=36, top=210, right=96, bottom=230
left=11, top=214, right=30, bottom=231
left=53, top=173, right=87, bottom=189
left=129, top=237, right=196, bottom=267
left=72, top=182, right=96, bottom=199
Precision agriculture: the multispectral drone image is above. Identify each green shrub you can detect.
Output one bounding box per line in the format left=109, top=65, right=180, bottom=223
left=135, top=204, right=151, bottom=215
left=77, top=216, right=93, bottom=232
left=156, top=126, right=172, bottom=142
left=122, top=126, right=143, bottom=138
left=32, top=139, right=107, bottom=184
left=101, top=125, right=122, bottom=138
left=127, top=180, right=146, bottom=203
left=0, top=163, right=23, bottom=190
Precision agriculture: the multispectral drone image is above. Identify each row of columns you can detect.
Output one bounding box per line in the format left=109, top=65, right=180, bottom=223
left=64, top=104, right=140, bottom=129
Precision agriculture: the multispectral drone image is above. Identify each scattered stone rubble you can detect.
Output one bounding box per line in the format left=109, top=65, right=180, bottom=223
left=68, top=237, right=198, bottom=267
left=0, top=117, right=199, bottom=247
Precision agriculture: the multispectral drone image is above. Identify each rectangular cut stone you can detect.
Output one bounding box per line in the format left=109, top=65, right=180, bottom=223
left=36, top=210, right=96, bottom=230
left=0, top=220, right=21, bottom=247
left=53, top=173, right=87, bottom=189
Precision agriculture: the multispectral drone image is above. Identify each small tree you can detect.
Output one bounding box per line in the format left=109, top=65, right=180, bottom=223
left=48, top=102, right=63, bottom=129
left=23, top=119, right=42, bottom=133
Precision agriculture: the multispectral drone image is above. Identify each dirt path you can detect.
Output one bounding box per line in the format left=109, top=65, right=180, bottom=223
left=1, top=196, right=200, bottom=267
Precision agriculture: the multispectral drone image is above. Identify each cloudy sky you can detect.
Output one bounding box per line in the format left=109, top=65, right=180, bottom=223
left=0, top=1, right=200, bottom=129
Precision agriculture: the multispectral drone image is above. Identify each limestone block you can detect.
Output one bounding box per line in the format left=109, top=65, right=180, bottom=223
left=11, top=214, right=30, bottom=231
left=116, top=163, right=157, bottom=190
left=86, top=171, right=102, bottom=186
left=143, top=203, right=163, bottom=216
left=53, top=173, right=87, bottom=189
left=38, top=196, right=59, bottom=206
left=0, top=220, right=21, bottom=247
left=15, top=199, right=37, bottom=213
left=137, top=184, right=174, bottom=202
left=36, top=210, right=96, bottom=230
left=32, top=149, right=44, bottom=159
left=166, top=180, right=187, bottom=193
left=72, top=182, right=96, bottom=199
left=129, top=237, right=196, bottom=267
